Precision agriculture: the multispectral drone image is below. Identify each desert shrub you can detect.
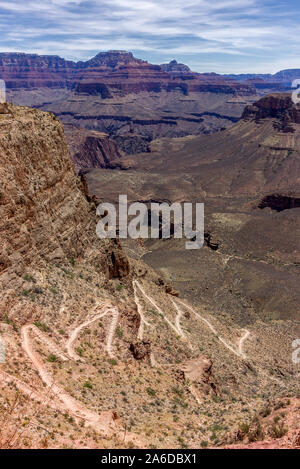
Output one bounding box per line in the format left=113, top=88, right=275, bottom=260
left=259, top=405, right=271, bottom=418
left=177, top=436, right=187, bottom=448
left=75, top=347, right=83, bottom=356
left=83, top=381, right=93, bottom=389
left=46, top=354, right=58, bottom=363
left=248, top=418, right=264, bottom=442
left=268, top=422, right=288, bottom=439
left=23, top=274, right=36, bottom=283
left=172, top=386, right=184, bottom=398
left=33, top=321, right=50, bottom=332
left=108, top=358, right=117, bottom=366
left=239, top=422, right=250, bottom=434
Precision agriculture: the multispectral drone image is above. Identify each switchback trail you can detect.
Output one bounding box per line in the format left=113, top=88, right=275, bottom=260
left=176, top=298, right=249, bottom=359
left=21, top=324, right=116, bottom=434
left=238, top=329, right=251, bottom=359
left=66, top=305, right=111, bottom=361
left=133, top=280, right=250, bottom=360
left=0, top=307, right=143, bottom=445
left=133, top=280, right=184, bottom=338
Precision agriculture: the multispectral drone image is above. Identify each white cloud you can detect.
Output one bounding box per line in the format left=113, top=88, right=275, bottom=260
left=0, top=0, right=299, bottom=73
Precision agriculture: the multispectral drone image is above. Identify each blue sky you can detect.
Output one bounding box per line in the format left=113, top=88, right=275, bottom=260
left=0, top=0, right=299, bottom=73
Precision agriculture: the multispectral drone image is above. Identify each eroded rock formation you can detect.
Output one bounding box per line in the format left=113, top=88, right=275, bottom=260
left=242, top=94, right=300, bottom=132
left=129, top=341, right=151, bottom=360
left=64, top=124, right=124, bottom=172
left=3, top=50, right=258, bottom=148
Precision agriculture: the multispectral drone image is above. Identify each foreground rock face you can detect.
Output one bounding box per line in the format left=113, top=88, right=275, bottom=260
left=0, top=104, right=129, bottom=294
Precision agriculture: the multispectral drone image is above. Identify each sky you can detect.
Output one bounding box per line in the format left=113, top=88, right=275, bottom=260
left=0, top=0, right=299, bottom=74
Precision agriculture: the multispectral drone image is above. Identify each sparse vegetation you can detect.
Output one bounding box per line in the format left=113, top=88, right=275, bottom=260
left=268, top=421, right=288, bottom=439
left=33, top=321, right=50, bottom=332
left=46, top=354, right=58, bottom=363
left=108, top=358, right=117, bottom=366
left=23, top=274, right=36, bottom=283
left=83, top=381, right=93, bottom=390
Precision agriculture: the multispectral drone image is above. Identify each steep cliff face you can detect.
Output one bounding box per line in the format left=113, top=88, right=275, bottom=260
left=74, top=54, right=254, bottom=96
left=3, top=51, right=258, bottom=148
left=0, top=104, right=129, bottom=302
left=1, top=50, right=254, bottom=96
left=0, top=52, right=76, bottom=88
left=74, top=51, right=169, bottom=95
left=64, top=124, right=124, bottom=172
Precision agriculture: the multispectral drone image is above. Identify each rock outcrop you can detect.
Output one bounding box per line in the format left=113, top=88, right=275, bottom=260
left=106, top=242, right=130, bottom=279
left=242, top=94, right=300, bottom=132
left=129, top=341, right=151, bottom=360
left=160, top=59, right=191, bottom=73
left=178, top=356, right=218, bottom=396
left=64, top=124, right=123, bottom=172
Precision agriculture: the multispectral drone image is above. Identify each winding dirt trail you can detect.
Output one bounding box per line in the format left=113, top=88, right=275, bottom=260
left=133, top=287, right=289, bottom=392
left=19, top=323, right=145, bottom=444
left=21, top=324, right=116, bottom=433
left=66, top=307, right=111, bottom=361
left=171, top=298, right=186, bottom=340
left=66, top=300, right=121, bottom=360
left=0, top=306, right=145, bottom=445
left=133, top=281, right=250, bottom=360
left=105, top=307, right=119, bottom=358
left=133, top=280, right=152, bottom=340
left=238, top=329, right=251, bottom=359
left=33, top=325, right=68, bottom=362
left=134, top=281, right=183, bottom=338
left=0, top=368, right=61, bottom=412
left=176, top=298, right=248, bottom=359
